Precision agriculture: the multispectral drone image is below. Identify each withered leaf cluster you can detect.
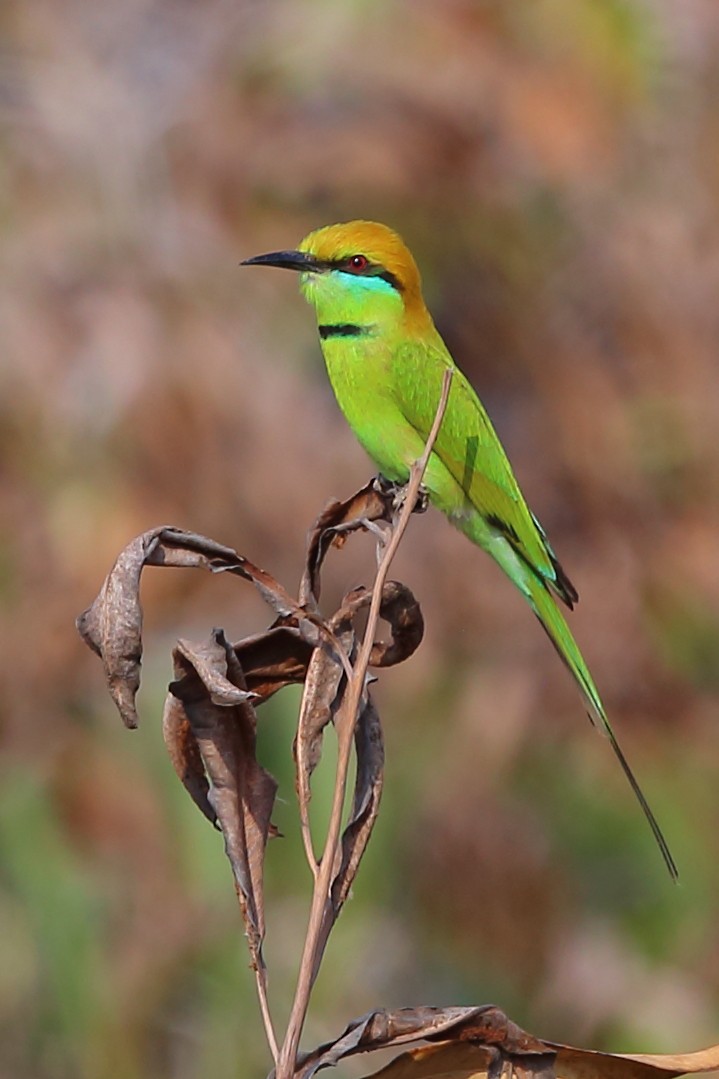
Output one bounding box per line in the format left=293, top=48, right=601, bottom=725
left=77, top=480, right=424, bottom=980
left=77, top=464, right=717, bottom=1079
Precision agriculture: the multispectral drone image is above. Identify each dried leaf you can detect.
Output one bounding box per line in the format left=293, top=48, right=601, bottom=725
left=143, top=527, right=295, bottom=611
left=368, top=1039, right=719, bottom=1079
left=306, top=692, right=386, bottom=982
left=330, top=693, right=384, bottom=914
left=311, top=1009, right=719, bottom=1079
left=550, top=1043, right=719, bottom=1079
left=76, top=527, right=169, bottom=728
left=292, top=1006, right=551, bottom=1079
left=294, top=624, right=356, bottom=869
left=368, top=581, right=424, bottom=668
left=234, top=623, right=313, bottom=702
left=162, top=694, right=216, bottom=826
left=170, top=628, right=277, bottom=960
left=328, top=581, right=424, bottom=669
left=141, top=527, right=319, bottom=628
left=369, top=1043, right=552, bottom=1079
left=295, top=580, right=414, bottom=957
left=76, top=525, right=320, bottom=728
left=301, top=480, right=396, bottom=606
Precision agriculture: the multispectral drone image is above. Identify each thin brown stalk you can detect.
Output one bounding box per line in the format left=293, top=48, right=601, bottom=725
left=255, top=965, right=279, bottom=1063
left=276, top=369, right=454, bottom=1079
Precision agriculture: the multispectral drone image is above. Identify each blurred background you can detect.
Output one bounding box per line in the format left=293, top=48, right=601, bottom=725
left=2, top=1, right=719, bottom=1076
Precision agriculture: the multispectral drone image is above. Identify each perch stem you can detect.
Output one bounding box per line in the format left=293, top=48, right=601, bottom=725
left=255, top=962, right=279, bottom=1062
left=275, top=369, right=453, bottom=1079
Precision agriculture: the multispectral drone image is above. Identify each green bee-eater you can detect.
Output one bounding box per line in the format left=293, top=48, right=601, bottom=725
left=243, top=220, right=676, bottom=878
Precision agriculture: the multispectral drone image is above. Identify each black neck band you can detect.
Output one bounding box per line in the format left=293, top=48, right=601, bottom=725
left=318, top=323, right=367, bottom=339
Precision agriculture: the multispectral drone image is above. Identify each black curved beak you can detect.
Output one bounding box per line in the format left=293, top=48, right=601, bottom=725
left=241, top=250, right=320, bottom=273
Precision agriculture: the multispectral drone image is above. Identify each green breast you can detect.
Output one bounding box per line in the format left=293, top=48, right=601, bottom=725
left=319, top=333, right=419, bottom=483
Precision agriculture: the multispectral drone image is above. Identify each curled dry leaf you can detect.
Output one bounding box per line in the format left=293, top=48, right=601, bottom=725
left=294, top=590, right=363, bottom=842
left=294, top=624, right=357, bottom=870
left=291, top=1006, right=552, bottom=1079
left=294, top=577, right=424, bottom=984
left=168, top=628, right=277, bottom=962
left=163, top=694, right=217, bottom=826
left=294, top=578, right=420, bottom=886
left=76, top=528, right=167, bottom=728
left=330, top=692, right=383, bottom=915
left=546, top=1044, right=719, bottom=1079
left=235, top=623, right=313, bottom=702
left=368, top=581, right=424, bottom=668
left=298, top=1007, right=719, bottom=1079
left=76, top=526, right=319, bottom=729
left=165, top=620, right=314, bottom=828
left=330, top=581, right=424, bottom=669
left=301, top=479, right=396, bottom=607
left=366, top=1036, right=719, bottom=1079
left=305, top=693, right=386, bottom=984
left=145, top=527, right=303, bottom=622
left=301, top=475, right=432, bottom=609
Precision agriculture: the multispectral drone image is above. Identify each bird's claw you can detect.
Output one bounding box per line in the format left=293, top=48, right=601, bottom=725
left=372, top=474, right=430, bottom=515
left=372, top=473, right=397, bottom=498
left=412, top=484, right=430, bottom=514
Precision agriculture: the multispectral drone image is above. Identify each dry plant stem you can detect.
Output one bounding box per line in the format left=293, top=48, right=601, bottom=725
left=256, top=969, right=279, bottom=1063
left=299, top=808, right=320, bottom=884
left=276, top=369, right=454, bottom=1079
left=252, top=964, right=279, bottom=1062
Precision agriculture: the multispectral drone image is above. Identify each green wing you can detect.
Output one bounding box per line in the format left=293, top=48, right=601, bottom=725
left=391, top=340, right=577, bottom=604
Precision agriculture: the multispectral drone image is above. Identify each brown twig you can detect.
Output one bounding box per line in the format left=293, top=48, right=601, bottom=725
left=276, top=369, right=454, bottom=1079
left=256, top=967, right=279, bottom=1063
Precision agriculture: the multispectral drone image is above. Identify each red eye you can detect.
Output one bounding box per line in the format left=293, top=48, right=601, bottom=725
left=349, top=254, right=369, bottom=271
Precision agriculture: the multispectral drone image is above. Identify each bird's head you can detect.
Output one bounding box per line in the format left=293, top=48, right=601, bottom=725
left=242, top=220, right=431, bottom=333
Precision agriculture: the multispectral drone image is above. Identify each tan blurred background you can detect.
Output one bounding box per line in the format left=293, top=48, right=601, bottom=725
left=2, top=1, right=719, bottom=1077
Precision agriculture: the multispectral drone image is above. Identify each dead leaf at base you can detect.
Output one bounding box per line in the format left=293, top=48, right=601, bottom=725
left=294, top=1006, right=719, bottom=1079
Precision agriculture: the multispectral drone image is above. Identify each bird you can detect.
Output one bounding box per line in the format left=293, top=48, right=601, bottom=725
left=242, top=220, right=677, bottom=879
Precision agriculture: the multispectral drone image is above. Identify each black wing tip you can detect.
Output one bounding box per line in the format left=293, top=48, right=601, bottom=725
left=527, top=510, right=579, bottom=608
left=551, top=555, right=579, bottom=609
left=489, top=509, right=578, bottom=609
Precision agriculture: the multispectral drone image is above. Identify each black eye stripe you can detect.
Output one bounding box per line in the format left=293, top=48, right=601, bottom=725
left=376, top=269, right=403, bottom=292
left=321, top=258, right=404, bottom=293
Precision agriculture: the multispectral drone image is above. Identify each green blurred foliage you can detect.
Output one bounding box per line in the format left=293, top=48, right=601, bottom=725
left=1, top=0, right=719, bottom=1076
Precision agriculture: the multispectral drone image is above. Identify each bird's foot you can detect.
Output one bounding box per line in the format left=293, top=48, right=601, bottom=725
left=372, top=473, right=397, bottom=498
left=372, top=474, right=430, bottom=515
left=413, top=484, right=430, bottom=515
